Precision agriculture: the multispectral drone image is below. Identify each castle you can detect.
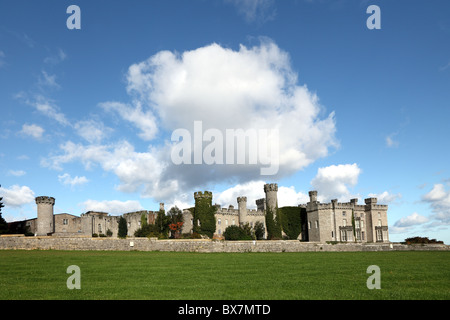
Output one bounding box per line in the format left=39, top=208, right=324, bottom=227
left=14, top=183, right=389, bottom=243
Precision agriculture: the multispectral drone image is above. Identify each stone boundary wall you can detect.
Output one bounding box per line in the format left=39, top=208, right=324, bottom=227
left=0, top=236, right=449, bottom=252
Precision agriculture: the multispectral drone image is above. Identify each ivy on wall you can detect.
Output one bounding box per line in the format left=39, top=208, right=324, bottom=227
left=278, top=206, right=302, bottom=240
left=193, top=193, right=216, bottom=238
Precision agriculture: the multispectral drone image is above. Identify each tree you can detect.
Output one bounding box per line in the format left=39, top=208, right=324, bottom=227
left=155, top=208, right=171, bottom=237
left=0, top=185, right=8, bottom=234
left=254, top=221, right=265, bottom=240
left=118, top=216, right=128, bottom=238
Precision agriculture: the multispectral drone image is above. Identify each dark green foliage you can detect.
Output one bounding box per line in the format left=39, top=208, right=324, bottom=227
left=223, top=225, right=253, bottom=240
left=278, top=206, right=302, bottom=240
left=134, top=223, right=159, bottom=238
left=193, top=193, right=216, bottom=238
left=155, top=209, right=170, bottom=236
left=118, top=216, right=128, bottom=239
left=167, top=206, right=183, bottom=224
left=0, top=188, right=8, bottom=235
left=404, top=236, right=444, bottom=244
left=265, top=206, right=281, bottom=239
left=254, top=221, right=265, bottom=240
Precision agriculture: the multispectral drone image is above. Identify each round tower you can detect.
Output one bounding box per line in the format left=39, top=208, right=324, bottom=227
left=264, top=183, right=278, bottom=214
left=237, top=196, right=247, bottom=225
left=35, top=196, right=55, bottom=236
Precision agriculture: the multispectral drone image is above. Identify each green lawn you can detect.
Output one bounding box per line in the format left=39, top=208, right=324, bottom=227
left=0, top=250, right=448, bottom=300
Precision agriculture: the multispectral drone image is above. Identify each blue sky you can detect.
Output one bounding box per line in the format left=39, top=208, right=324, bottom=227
left=1, top=0, right=449, bottom=243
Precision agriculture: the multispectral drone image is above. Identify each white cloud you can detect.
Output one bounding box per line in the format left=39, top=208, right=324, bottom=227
left=46, top=40, right=337, bottom=202
left=225, top=0, right=276, bottom=24
left=124, top=40, right=337, bottom=185
left=100, top=101, right=157, bottom=141
left=38, top=70, right=60, bottom=89
left=80, top=199, right=144, bottom=215
left=422, top=183, right=450, bottom=225
left=385, top=134, right=399, bottom=148
left=0, top=185, right=35, bottom=207
left=20, top=123, right=45, bottom=140
left=310, top=163, right=361, bottom=202
left=368, top=191, right=402, bottom=204
left=394, top=212, right=429, bottom=228
left=44, top=48, right=67, bottom=65
left=58, top=173, right=89, bottom=187
left=43, top=140, right=177, bottom=200
left=214, top=180, right=266, bottom=208
left=74, top=119, right=113, bottom=144
left=213, top=181, right=309, bottom=209
left=8, top=170, right=26, bottom=177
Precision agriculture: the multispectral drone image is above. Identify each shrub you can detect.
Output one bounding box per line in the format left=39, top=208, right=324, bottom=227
left=223, top=225, right=253, bottom=241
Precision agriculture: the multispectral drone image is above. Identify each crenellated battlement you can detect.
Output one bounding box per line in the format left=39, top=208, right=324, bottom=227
left=237, top=196, right=247, bottom=203
left=194, top=191, right=213, bottom=199
left=264, top=183, right=278, bottom=192
left=35, top=196, right=55, bottom=205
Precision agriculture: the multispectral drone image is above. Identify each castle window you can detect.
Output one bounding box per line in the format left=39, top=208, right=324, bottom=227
left=232, top=219, right=235, bottom=225
left=63, top=219, right=68, bottom=225
left=342, top=211, right=346, bottom=216
left=362, top=231, right=365, bottom=240
left=315, top=220, right=319, bottom=228
left=331, top=231, right=334, bottom=238
left=378, top=219, right=382, bottom=227
left=308, top=221, right=311, bottom=230
left=98, top=224, right=102, bottom=233
left=355, top=220, right=360, bottom=229
left=343, top=219, right=347, bottom=227
left=361, top=220, right=364, bottom=228
left=218, top=218, right=221, bottom=225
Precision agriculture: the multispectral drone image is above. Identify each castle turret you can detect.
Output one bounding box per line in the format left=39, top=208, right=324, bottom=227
left=264, top=183, right=278, bottom=214
left=309, top=190, right=318, bottom=203
left=35, top=196, right=55, bottom=236
left=237, top=196, right=247, bottom=225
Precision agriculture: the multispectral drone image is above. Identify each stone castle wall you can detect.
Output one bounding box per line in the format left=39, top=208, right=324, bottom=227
left=0, top=236, right=448, bottom=252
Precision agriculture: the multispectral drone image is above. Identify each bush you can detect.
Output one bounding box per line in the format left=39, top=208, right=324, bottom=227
left=223, top=225, right=253, bottom=241
left=118, top=216, right=128, bottom=239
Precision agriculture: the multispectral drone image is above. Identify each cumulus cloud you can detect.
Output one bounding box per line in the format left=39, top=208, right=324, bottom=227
left=80, top=199, right=144, bottom=215
left=422, top=183, right=450, bottom=225
left=310, top=163, right=361, bottom=201
left=0, top=185, right=35, bottom=207
left=45, top=40, right=337, bottom=203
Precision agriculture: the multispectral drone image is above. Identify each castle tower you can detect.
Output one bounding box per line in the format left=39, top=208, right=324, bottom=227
left=35, top=196, right=55, bottom=236
left=256, top=198, right=266, bottom=212
left=237, top=196, right=247, bottom=225
left=309, top=190, right=318, bottom=203
left=264, top=183, right=278, bottom=214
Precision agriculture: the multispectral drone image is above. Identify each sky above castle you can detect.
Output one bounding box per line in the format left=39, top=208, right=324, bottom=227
left=1, top=0, right=449, bottom=244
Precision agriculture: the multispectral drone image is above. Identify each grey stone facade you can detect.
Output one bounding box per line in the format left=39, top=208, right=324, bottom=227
left=13, top=183, right=390, bottom=243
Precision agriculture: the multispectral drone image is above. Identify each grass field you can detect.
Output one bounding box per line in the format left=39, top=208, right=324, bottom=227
left=0, top=250, right=449, bottom=300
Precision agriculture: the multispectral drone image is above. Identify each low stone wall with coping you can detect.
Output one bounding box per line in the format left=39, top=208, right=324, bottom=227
left=0, top=235, right=448, bottom=252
